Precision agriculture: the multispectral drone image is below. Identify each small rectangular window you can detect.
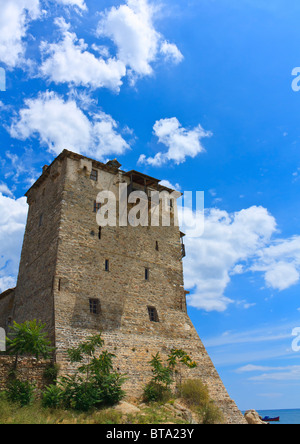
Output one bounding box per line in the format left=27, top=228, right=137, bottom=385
left=105, top=259, right=109, bottom=272
left=89, top=299, right=100, bottom=314
left=148, top=306, right=159, bottom=323
left=39, top=214, right=43, bottom=227
left=90, top=169, right=98, bottom=181
left=155, top=241, right=159, bottom=251
left=145, top=268, right=149, bottom=281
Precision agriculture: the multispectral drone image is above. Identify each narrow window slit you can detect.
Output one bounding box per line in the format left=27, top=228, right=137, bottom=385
left=148, top=306, right=159, bottom=323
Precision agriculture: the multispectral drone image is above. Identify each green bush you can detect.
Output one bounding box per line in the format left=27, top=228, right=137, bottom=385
left=42, top=385, right=64, bottom=409
left=143, top=350, right=197, bottom=405
left=95, top=372, right=126, bottom=407
left=181, top=379, right=210, bottom=408
left=60, top=376, right=101, bottom=412
left=201, top=402, right=224, bottom=425
left=7, top=320, right=55, bottom=369
left=53, top=335, right=127, bottom=412
left=181, top=379, right=224, bottom=424
left=6, top=379, right=35, bottom=407
left=143, top=381, right=172, bottom=403
left=58, top=372, right=126, bottom=412
left=43, top=363, right=60, bottom=384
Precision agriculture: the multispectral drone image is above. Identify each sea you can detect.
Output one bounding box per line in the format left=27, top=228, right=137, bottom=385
left=246, top=409, right=300, bottom=425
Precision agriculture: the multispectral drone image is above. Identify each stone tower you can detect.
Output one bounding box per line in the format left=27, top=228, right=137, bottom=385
left=0, top=150, right=245, bottom=423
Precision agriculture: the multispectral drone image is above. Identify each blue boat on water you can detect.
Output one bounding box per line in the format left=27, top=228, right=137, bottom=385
left=262, top=416, right=280, bottom=422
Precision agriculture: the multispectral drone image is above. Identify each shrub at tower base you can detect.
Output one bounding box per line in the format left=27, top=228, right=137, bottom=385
left=42, top=334, right=127, bottom=411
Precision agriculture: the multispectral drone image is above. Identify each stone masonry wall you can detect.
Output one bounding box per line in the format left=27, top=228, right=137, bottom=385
left=52, top=154, right=246, bottom=424
left=0, top=356, right=50, bottom=392
left=12, top=156, right=67, bottom=342
left=6, top=151, right=246, bottom=424
left=0, top=289, right=15, bottom=331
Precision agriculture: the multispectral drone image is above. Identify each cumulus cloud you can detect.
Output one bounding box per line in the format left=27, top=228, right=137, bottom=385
left=0, top=0, right=40, bottom=68
left=97, top=0, right=183, bottom=84
left=252, top=236, right=300, bottom=291
left=0, top=193, right=28, bottom=293
left=264, top=262, right=299, bottom=291
left=9, top=91, right=130, bottom=160
left=0, top=0, right=89, bottom=69
left=160, top=41, right=184, bottom=64
left=40, top=18, right=126, bottom=91
left=182, top=206, right=277, bottom=312
left=181, top=203, right=300, bottom=312
left=139, top=118, right=212, bottom=166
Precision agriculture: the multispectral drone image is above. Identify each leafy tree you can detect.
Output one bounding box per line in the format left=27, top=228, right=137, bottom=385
left=143, top=349, right=198, bottom=403
left=167, top=349, right=197, bottom=394
left=57, top=334, right=126, bottom=411
left=149, top=353, right=173, bottom=388
left=6, top=320, right=55, bottom=369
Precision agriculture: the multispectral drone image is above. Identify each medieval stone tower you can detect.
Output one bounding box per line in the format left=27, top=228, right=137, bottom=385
left=0, top=149, right=246, bottom=423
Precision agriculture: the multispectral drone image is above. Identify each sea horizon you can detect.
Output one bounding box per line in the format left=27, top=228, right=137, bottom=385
left=242, top=409, right=300, bottom=425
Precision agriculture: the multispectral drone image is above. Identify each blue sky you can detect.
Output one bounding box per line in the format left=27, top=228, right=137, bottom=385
left=1, top=0, right=300, bottom=411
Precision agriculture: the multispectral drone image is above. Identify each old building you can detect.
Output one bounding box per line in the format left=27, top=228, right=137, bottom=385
left=0, top=149, right=246, bottom=423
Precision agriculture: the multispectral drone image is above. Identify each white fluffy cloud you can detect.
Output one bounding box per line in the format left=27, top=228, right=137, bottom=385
left=40, top=19, right=126, bottom=91
left=182, top=206, right=278, bottom=312
left=97, top=0, right=183, bottom=83
left=139, top=118, right=212, bottom=166
left=160, top=41, right=184, bottom=64
left=0, top=0, right=40, bottom=67
left=252, top=236, right=300, bottom=291
left=2, top=0, right=183, bottom=86
left=9, top=91, right=130, bottom=160
left=0, top=193, right=28, bottom=293
left=182, top=204, right=300, bottom=312
left=0, top=0, right=88, bottom=69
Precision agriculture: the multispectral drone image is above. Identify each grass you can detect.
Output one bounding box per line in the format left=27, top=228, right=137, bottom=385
left=125, top=404, right=187, bottom=425
left=0, top=379, right=224, bottom=424
left=0, top=396, right=187, bottom=425
left=180, top=380, right=224, bottom=424
left=0, top=394, right=123, bottom=424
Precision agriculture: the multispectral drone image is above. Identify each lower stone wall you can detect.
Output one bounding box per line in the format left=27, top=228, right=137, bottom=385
left=55, top=327, right=247, bottom=425
left=0, top=345, right=246, bottom=424
left=0, top=356, right=50, bottom=392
